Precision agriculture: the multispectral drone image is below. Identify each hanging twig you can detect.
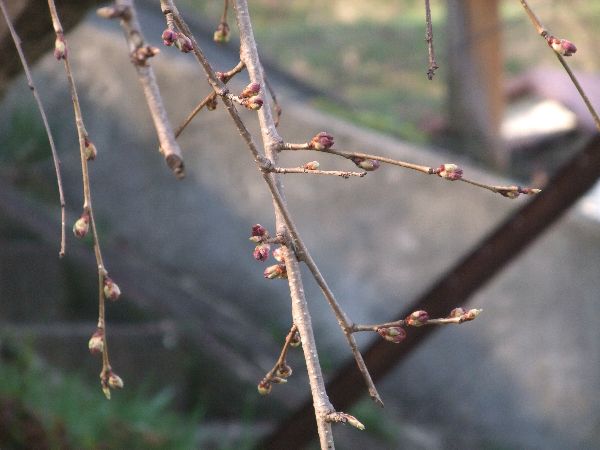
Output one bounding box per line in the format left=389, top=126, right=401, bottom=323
left=424, top=0, right=438, bottom=80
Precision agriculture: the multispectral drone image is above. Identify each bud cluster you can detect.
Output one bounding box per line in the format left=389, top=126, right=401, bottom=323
left=448, top=307, right=482, bottom=322
left=161, top=28, right=193, bottom=53
left=264, top=264, right=287, bottom=280
left=101, top=369, right=124, bottom=399
left=309, top=132, right=334, bottom=150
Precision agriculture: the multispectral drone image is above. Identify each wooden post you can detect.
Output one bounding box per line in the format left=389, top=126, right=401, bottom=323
left=446, top=0, right=505, bottom=168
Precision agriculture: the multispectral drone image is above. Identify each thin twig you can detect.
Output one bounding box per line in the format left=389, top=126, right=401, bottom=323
left=0, top=0, right=66, bottom=258
left=424, top=0, right=438, bottom=80
left=271, top=167, right=366, bottom=178
left=259, top=324, right=298, bottom=387
left=519, top=0, right=600, bottom=130
left=351, top=309, right=482, bottom=332
left=47, top=0, right=114, bottom=397
left=103, top=0, right=185, bottom=179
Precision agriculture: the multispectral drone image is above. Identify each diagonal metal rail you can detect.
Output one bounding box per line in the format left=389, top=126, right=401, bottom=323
left=260, top=134, right=600, bottom=449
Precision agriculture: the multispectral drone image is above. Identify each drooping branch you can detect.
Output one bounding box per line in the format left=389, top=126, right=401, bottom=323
left=424, top=0, right=438, bottom=80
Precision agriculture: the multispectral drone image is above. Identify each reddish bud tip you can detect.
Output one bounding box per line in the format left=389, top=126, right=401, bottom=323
left=88, top=328, right=104, bottom=354
left=251, top=224, right=268, bottom=238
left=377, top=326, right=406, bottom=343
left=241, top=82, right=261, bottom=99
left=176, top=34, right=193, bottom=53
left=161, top=29, right=178, bottom=46
left=213, top=22, right=230, bottom=43
left=406, top=310, right=429, bottom=327
left=309, top=132, right=334, bottom=150
left=264, top=264, right=287, bottom=280
left=253, top=243, right=271, bottom=262
left=103, top=276, right=121, bottom=301
left=54, top=36, right=67, bottom=60
left=549, top=37, right=577, bottom=56
left=437, top=163, right=463, bottom=180
left=258, top=379, right=272, bottom=395
left=73, top=212, right=90, bottom=238
left=351, top=157, right=380, bottom=171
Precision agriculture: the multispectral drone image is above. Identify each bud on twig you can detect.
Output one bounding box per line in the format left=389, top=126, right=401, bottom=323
left=175, top=33, right=193, bottom=53
left=213, top=22, right=230, bottom=43
left=253, top=243, right=270, bottom=262
left=405, top=310, right=429, bottom=327
left=206, top=96, right=218, bottom=111
left=240, top=82, right=261, bottom=98
left=289, top=330, right=301, bottom=347
left=275, top=364, right=293, bottom=378
left=249, top=224, right=268, bottom=243
left=437, top=163, right=463, bottom=180
left=258, top=379, right=272, bottom=395
left=162, top=29, right=178, bottom=46
left=351, top=157, right=380, bottom=171
left=548, top=36, right=577, bottom=56
left=108, top=370, right=124, bottom=389
left=241, top=96, right=263, bottom=110
left=73, top=212, right=90, bottom=238
left=88, top=328, right=104, bottom=354
left=103, top=276, right=121, bottom=301
left=302, top=161, right=320, bottom=170
left=84, top=138, right=97, bottom=161
left=377, top=326, right=406, bottom=343
left=54, top=35, right=67, bottom=60
left=309, top=132, right=334, bottom=150
left=264, top=264, right=287, bottom=280
left=448, top=307, right=466, bottom=318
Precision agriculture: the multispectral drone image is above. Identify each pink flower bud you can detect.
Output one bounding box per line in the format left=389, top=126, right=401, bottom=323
left=213, top=22, right=230, bottom=43
left=253, top=243, right=270, bottom=262
left=241, top=82, right=261, bottom=99
left=303, top=161, right=320, bottom=170
left=108, top=370, right=124, bottom=389
left=377, top=326, right=406, bottom=343
left=162, top=29, right=178, bottom=46
left=549, top=37, right=577, bottom=56
left=88, top=328, right=104, bottom=354
left=437, top=163, right=463, bottom=180
left=264, top=264, right=287, bottom=280
left=250, top=224, right=268, bottom=243
left=258, top=379, right=272, bottom=395
left=272, top=246, right=285, bottom=263
left=448, top=307, right=466, bottom=318
left=242, top=96, right=263, bottom=110
left=54, top=35, right=67, bottom=60
left=175, top=33, right=193, bottom=53
left=103, top=276, right=121, bottom=301
left=309, top=132, right=334, bottom=150
left=406, top=310, right=429, bottom=327
left=73, top=212, right=90, bottom=238
left=351, top=157, right=380, bottom=171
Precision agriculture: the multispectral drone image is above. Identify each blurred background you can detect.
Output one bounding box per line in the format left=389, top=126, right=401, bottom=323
left=1, top=0, right=600, bottom=448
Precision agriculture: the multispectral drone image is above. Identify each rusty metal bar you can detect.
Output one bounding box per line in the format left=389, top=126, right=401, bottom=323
left=260, top=134, right=600, bottom=449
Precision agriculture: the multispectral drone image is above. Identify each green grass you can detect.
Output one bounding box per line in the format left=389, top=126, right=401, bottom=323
left=0, top=344, right=202, bottom=449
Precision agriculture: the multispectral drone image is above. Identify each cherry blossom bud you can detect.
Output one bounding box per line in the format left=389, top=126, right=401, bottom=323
left=213, top=22, right=230, bottom=43
left=289, top=331, right=301, bottom=347
left=275, top=364, right=293, bottom=379
left=73, top=212, right=90, bottom=238
left=549, top=37, right=577, bottom=56
left=162, top=29, right=178, bottom=46
left=406, top=310, right=429, bottom=327
left=264, top=264, right=287, bottom=280
left=272, top=246, right=285, bottom=263
left=309, top=132, right=334, bottom=150
left=103, top=276, right=121, bottom=301
left=253, top=243, right=271, bottom=262
left=108, top=370, right=124, bottom=389
left=463, top=308, right=482, bottom=321
left=241, top=82, right=261, bottom=99
left=175, top=33, right=193, bottom=53
left=250, top=224, right=268, bottom=243
left=88, top=328, right=104, bottom=354
left=206, top=96, right=218, bottom=111
left=351, top=157, right=380, bottom=171
left=84, top=138, right=97, bottom=161
left=449, top=307, right=466, bottom=318
left=258, top=379, right=272, bottom=395
left=242, top=96, right=263, bottom=110
left=377, top=326, right=406, bottom=344
left=303, top=161, right=320, bottom=170
left=437, top=163, right=463, bottom=180
left=54, top=35, right=67, bottom=60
